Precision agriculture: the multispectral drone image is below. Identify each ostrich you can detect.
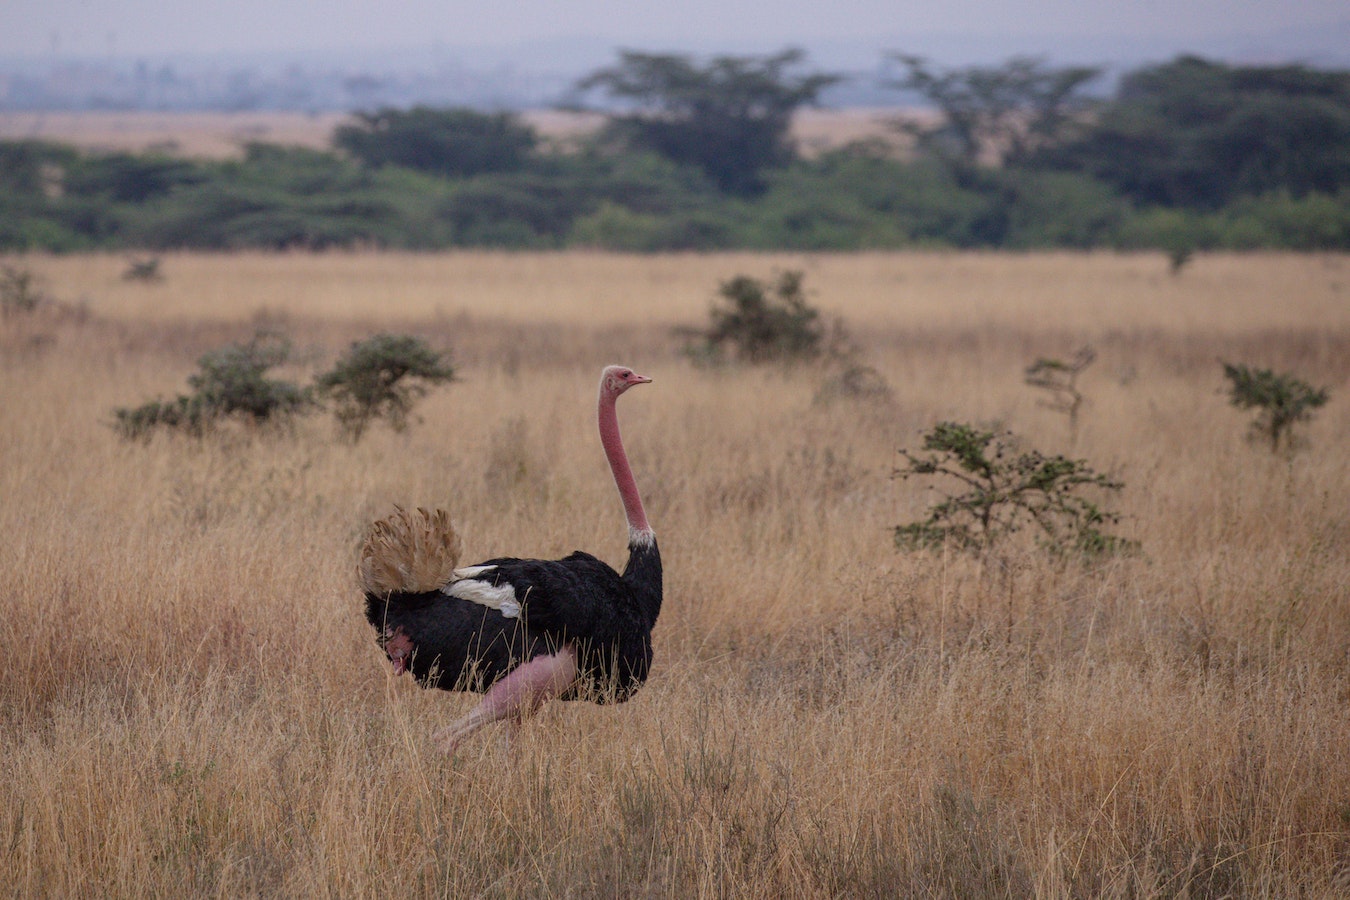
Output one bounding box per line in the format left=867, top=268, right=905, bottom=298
left=360, top=365, right=661, bottom=753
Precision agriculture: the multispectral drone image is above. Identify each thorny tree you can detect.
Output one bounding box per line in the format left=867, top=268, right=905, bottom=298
left=1221, top=361, right=1329, bottom=453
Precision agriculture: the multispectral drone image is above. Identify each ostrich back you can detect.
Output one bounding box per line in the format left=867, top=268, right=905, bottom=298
left=366, top=546, right=659, bottom=703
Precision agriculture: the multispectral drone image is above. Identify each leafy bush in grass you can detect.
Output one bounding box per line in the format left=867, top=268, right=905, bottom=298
left=114, top=332, right=312, bottom=439
left=894, top=421, right=1134, bottom=559
left=0, top=264, right=47, bottom=318
left=315, top=334, right=456, bottom=441
left=1221, top=361, right=1330, bottom=453
left=691, top=270, right=825, bottom=364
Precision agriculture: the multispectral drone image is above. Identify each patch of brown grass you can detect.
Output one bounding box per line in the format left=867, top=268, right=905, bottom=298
left=2, top=251, right=1348, bottom=897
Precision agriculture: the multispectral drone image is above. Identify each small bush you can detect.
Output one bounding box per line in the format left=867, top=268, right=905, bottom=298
left=894, top=421, right=1134, bottom=559
left=114, top=332, right=312, bottom=439
left=122, top=257, right=163, bottom=282
left=1221, top=361, right=1330, bottom=453
left=1, top=264, right=47, bottom=317
left=315, top=333, right=456, bottom=441
left=693, top=270, right=824, bottom=364
left=814, top=362, right=893, bottom=405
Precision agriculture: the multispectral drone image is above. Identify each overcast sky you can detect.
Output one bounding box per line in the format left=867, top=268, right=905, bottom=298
left=4, top=0, right=1348, bottom=60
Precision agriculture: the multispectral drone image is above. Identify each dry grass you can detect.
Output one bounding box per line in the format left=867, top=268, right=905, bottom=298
left=0, top=109, right=912, bottom=160
left=2, top=250, right=1349, bottom=898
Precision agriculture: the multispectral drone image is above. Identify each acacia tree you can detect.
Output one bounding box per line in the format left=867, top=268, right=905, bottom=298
left=576, top=48, right=840, bottom=195
left=894, top=421, right=1133, bottom=559
left=886, top=54, right=1101, bottom=171
left=316, top=333, right=456, bottom=441
left=1221, top=361, right=1330, bottom=452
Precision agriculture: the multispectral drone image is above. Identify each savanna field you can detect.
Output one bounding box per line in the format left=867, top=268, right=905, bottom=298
left=2, top=250, right=1348, bottom=897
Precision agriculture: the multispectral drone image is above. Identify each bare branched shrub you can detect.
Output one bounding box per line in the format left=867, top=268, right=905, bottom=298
left=1025, top=345, right=1095, bottom=439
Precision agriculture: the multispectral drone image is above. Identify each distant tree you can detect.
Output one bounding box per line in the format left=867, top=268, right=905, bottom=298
left=1221, top=361, right=1330, bottom=453
left=334, top=106, right=538, bottom=178
left=886, top=54, right=1101, bottom=171
left=1045, top=56, right=1350, bottom=209
left=576, top=48, right=840, bottom=195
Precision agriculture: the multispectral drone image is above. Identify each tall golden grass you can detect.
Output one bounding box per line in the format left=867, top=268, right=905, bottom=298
left=2, top=251, right=1348, bottom=897
left=0, top=109, right=908, bottom=160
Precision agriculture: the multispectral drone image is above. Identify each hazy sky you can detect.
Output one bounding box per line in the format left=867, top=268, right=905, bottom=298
left=4, top=0, right=1348, bottom=59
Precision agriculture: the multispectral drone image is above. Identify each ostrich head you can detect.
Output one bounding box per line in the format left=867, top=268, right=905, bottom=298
left=601, top=365, right=652, bottom=397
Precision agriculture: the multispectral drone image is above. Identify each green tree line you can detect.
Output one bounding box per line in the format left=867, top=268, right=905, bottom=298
left=2, top=51, right=1348, bottom=252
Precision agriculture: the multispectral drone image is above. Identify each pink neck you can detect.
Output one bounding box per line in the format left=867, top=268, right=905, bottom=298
left=598, top=384, right=651, bottom=540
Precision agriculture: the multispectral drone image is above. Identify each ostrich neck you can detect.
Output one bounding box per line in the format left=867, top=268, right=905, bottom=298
left=598, top=389, right=652, bottom=543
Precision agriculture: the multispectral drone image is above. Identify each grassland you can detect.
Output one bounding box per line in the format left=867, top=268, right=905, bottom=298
left=2, top=250, right=1348, bottom=897
left=0, top=109, right=903, bottom=159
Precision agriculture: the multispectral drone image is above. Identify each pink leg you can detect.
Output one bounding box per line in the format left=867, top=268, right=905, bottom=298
left=434, top=647, right=579, bottom=754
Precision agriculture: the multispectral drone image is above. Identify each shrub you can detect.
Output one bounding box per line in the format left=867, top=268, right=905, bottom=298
left=122, top=257, right=162, bottom=282
left=693, top=270, right=824, bottom=363
left=1221, top=361, right=1330, bottom=452
left=315, top=333, right=456, bottom=441
left=0, top=264, right=47, bottom=317
left=894, top=421, right=1134, bottom=558
left=114, top=332, right=312, bottom=439
left=814, top=362, right=893, bottom=405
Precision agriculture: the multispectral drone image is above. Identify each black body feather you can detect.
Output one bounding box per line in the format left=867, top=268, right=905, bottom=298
left=365, top=538, right=662, bottom=703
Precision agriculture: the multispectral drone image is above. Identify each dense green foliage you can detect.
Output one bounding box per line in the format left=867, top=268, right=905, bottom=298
left=1040, top=57, right=1350, bottom=210
left=315, top=333, right=456, bottom=441
left=333, top=107, right=538, bottom=177
left=3, top=52, right=1349, bottom=252
left=1221, top=361, right=1330, bottom=452
left=894, top=422, right=1133, bottom=558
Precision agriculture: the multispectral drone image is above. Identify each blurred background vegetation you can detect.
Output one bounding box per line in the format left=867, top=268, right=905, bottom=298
left=2, top=51, right=1348, bottom=252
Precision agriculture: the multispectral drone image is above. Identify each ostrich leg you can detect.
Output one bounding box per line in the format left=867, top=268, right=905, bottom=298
left=434, top=648, right=580, bottom=754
